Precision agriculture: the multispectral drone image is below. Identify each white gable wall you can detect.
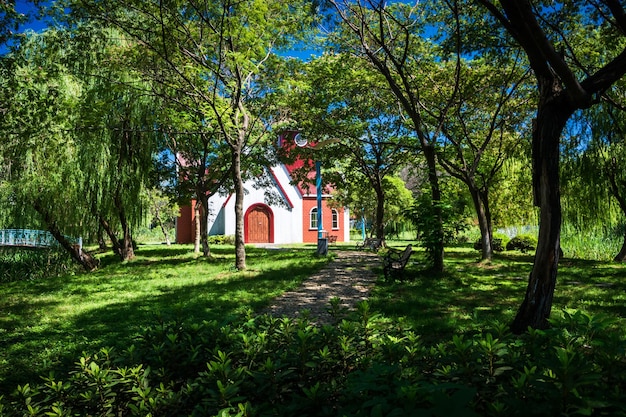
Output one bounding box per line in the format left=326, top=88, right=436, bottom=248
left=206, top=166, right=304, bottom=244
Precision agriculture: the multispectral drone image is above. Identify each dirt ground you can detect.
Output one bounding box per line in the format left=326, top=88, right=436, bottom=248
left=261, top=250, right=380, bottom=324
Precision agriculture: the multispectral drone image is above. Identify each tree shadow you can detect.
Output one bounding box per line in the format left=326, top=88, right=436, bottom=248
left=0, top=247, right=326, bottom=391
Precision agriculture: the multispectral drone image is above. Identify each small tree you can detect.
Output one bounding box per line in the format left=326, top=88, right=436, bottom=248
left=284, top=53, right=414, bottom=241
left=146, top=188, right=179, bottom=246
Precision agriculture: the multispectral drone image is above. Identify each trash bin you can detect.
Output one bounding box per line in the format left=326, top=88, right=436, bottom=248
left=317, top=237, right=328, bottom=256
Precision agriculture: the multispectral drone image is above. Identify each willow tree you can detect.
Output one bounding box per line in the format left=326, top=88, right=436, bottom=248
left=327, top=0, right=463, bottom=272
left=476, top=0, right=626, bottom=332
left=0, top=29, right=99, bottom=270
left=562, top=104, right=626, bottom=262
left=65, top=0, right=317, bottom=270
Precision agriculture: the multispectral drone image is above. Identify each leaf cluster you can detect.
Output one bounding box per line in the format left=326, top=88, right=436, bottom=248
left=2, top=308, right=625, bottom=416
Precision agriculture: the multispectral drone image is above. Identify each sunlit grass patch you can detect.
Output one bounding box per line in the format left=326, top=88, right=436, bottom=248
left=0, top=244, right=329, bottom=391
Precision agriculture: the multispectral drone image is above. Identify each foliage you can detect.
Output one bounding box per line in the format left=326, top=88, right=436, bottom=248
left=404, top=193, right=470, bottom=265
left=1, top=308, right=624, bottom=416
left=145, top=188, right=179, bottom=245
left=560, top=224, right=623, bottom=261
left=0, top=248, right=77, bottom=283
left=491, top=157, right=536, bottom=228
left=506, top=234, right=537, bottom=253
left=280, top=52, right=415, bottom=240
left=0, top=28, right=87, bottom=237
left=208, top=235, right=236, bottom=246
left=0, top=244, right=329, bottom=393
left=0, top=0, right=28, bottom=47
left=1, top=245, right=626, bottom=414
left=64, top=0, right=319, bottom=268
left=474, top=232, right=509, bottom=252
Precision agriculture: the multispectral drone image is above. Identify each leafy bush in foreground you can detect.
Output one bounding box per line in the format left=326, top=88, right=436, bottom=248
left=1, top=306, right=625, bottom=416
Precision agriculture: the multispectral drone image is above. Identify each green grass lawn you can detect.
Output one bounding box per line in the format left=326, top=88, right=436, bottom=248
left=0, top=244, right=330, bottom=392
left=371, top=242, right=626, bottom=343
left=1, top=241, right=625, bottom=395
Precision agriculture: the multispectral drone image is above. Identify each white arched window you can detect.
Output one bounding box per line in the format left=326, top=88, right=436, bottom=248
left=332, top=209, right=339, bottom=230
left=309, top=207, right=318, bottom=229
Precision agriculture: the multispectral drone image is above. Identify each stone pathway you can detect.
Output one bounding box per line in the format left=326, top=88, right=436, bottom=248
left=262, top=250, right=381, bottom=324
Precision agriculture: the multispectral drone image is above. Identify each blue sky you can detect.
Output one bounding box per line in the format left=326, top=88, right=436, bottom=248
left=0, top=1, right=48, bottom=54
left=15, top=0, right=48, bottom=32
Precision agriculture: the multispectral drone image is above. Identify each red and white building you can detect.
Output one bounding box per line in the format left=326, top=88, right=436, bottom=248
left=175, top=133, right=350, bottom=245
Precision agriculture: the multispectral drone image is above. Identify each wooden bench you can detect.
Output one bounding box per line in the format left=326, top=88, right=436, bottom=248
left=355, top=237, right=383, bottom=252
left=328, top=235, right=338, bottom=245
left=383, top=244, right=413, bottom=280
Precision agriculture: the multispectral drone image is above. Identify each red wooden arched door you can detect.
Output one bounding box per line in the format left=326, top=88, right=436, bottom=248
left=245, top=204, right=273, bottom=243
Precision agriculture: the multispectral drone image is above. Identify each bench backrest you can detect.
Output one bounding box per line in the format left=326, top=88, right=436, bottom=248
left=400, top=244, right=413, bottom=264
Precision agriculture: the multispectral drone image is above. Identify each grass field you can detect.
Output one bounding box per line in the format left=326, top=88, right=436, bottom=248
left=373, top=242, right=626, bottom=343
left=1, top=241, right=625, bottom=395
left=0, top=244, right=329, bottom=392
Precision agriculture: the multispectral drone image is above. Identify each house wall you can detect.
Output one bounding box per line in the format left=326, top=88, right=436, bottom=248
left=301, top=197, right=347, bottom=243
left=176, top=159, right=351, bottom=244
left=176, top=203, right=195, bottom=244
left=206, top=167, right=305, bottom=244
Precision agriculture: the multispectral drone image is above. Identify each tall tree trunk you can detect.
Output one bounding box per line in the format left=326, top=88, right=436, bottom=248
left=374, top=177, right=386, bottom=241
left=114, top=192, right=134, bottom=261
left=194, top=201, right=201, bottom=254
left=423, top=144, right=445, bottom=272
left=33, top=201, right=99, bottom=271
left=481, top=189, right=494, bottom=243
left=470, top=186, right=493, bottom=261
left=196, top=191, right=211, bottom=257
left=233, top=147, right=246, bottom=270
left=511, top=97, right=573, bottom=334
left=99, top=216, right=122, bottom=258
left=97, top=223, right=107, bottom=251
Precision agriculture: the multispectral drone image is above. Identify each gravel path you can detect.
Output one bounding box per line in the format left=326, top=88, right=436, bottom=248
left=261, top=250, right=380, bottom=324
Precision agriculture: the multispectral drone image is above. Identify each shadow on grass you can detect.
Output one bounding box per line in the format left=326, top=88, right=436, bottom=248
left=0, top=245, right=328, bottom=392
left=370, top=247, right=626, bottom=343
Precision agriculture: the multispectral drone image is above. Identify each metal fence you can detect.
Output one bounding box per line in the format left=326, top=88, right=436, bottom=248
left=0, top=229, right=80, bottom=249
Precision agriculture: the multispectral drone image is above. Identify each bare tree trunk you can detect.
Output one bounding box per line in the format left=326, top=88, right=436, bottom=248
left=97, top=223, right=107, bottom=251
left=194, top=201, right=201, bottom=254
left=233, top=147, right=246, bottom=270
left=99, top=216, right=122, bottom=258
left=196, top=192, right=211, bottom=257
left=99, top=213, right=134, bottom=262
left=470, top=187, right=493, bottom=261
left=481, top=189, right=494, bottom=244
left=511, top=99, right=572, bottom=334
left=114, top=193, right=134, bottom=261
left=373, top=177, right=386, bottom=241
left=33, top=201, right=99, bottom=271
left=424, top=144, right=445, bottom=272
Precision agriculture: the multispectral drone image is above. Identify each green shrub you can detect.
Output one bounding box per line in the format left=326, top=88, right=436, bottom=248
left=2, top=307, right=625, bottom=416
left=473, top=233, right=509, bottom=252
left=208, top=234, right=235, bottom=245
left=0, top=248, right=77, bottom=282
left=506, top=234, right=538, bottom=252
